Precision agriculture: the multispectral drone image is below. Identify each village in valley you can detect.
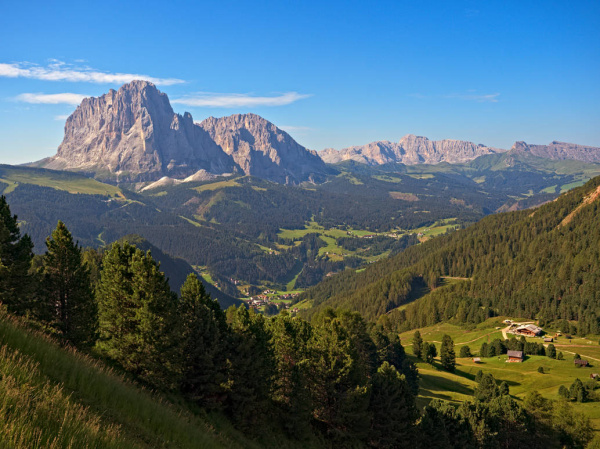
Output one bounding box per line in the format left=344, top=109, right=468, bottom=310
left=242, top=289, right=301, bottom=314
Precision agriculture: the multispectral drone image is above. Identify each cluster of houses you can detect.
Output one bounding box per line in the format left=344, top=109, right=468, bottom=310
left=244, top=291, right=300, bottom=310
left=504, top=321, right=544, bottom=337
left=247, top=296, right=272, bottom=308
left=278, top=293, right=299, bottom=300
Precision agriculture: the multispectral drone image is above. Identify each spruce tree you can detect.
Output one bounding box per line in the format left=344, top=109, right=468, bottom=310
left=225, top=306, right=275, bottom=428
left=570, top=378, right=587, bottom=402
left=368, top=362, right=418, bottom=448
left=401, top=358, right=419, bottom=396
left=546, top=343, right=556, bottom=359
left=269, top=313, right=314, bottom=438
left=42, top=221, right=96, bottom=346
left=178, top=273, right=228, bottom=409
left=425, top=342, right=437, bottom=364
left=459, top=345, right=472, bottom=358
left=412, top=330, right=423, bottom=359
left=475, top=369, right=484, bottom=383
left=309, top=309, right=371, bottom=442
left=96, top=242, right=178, bottom=389
left=474, top=373, right=499, bottom=402
left=440, top=334, right=456, bottom=372
left=558, top=385, right=569, bottom=398
left=0, top=195, right=34, bottom=314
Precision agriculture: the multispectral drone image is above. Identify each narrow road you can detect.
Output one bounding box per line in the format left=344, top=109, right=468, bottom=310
left=547, top=345, right=600, bottom=363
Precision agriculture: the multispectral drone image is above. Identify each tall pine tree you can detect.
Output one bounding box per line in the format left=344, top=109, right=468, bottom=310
left=269, top=313, right=314, bottom=438
left=368, top=362, right=418, bottom=448
left=224, top=305, right=275, bottom=428
left=178, top=273, right=228, bottom=409
left=96, top=242, right=178, bottom=389
left=42, top=221, right=96, bottom=346
left=412, top=330, right=423, bottom=359
left=440, top=334, right=456, bottom=372
left=0, top=195, right=34, bottom=314
left=309, top=309, right=371, bottom=443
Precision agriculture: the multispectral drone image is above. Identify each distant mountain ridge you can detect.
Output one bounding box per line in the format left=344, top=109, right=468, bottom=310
left=320, top=136, right=600, bottom=167
left=510, top=140, right=600, bottom=163
left=36, top=81, right=331, bottom=184
left=319, top=135, right=504, bottom=165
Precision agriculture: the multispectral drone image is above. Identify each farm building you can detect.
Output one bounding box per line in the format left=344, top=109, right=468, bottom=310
left=544, top=337, right=554, bottom=343
left=473, top=357, right=481, bottom=363
left=590, top=373, right=599, bottom=380
left=575, top=359, right=589, bottom=367
left=507, top=350, right=524, bottom=363
left=514, top=324, right=543, bottom=337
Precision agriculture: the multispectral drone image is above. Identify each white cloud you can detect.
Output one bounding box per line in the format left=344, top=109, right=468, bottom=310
left=54, top=114, right=71, bottom=120
left=445, top=93, right=500, bottom=103
left=15, top=92, right=87, bottom=105
left=172, top=92, right=311, bottom=108
left=0, top=61, right=184, bottom=86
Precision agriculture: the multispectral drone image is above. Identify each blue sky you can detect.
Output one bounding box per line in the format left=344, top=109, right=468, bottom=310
left=1, top=0, right=599, bottom=164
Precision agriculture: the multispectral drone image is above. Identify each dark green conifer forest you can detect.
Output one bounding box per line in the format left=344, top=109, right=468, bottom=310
left=301, top=177, right=600, bottom=337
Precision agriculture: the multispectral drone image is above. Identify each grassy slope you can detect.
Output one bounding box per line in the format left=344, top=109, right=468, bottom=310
left=398, top=317, right=600, bottom=433
left=0, top=165, right=123, bottom=197
left=0, top=311, right=314, bottom=449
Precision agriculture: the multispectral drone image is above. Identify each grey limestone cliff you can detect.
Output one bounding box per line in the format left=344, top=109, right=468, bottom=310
left=320, top=135, right=504, bottom=165
left=510, top=141, right=600, bottom=163
left=39, top=81, right=329, bottom=184
left=198, top=113, right=330, bottom=184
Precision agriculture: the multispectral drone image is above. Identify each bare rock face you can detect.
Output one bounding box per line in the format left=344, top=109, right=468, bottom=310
left=43, top=81, right=235, bottom=181
left=510, top=141, right=600, bottom=163
left=198, top=113, right=331, bottom=184
left=40, top=81, right=328, bottom=184
left=319, top=135, right=504, bottom=165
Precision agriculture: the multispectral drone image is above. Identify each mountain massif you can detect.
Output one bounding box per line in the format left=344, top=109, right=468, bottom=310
left=319, top=134, right=503, bottom=165
left=36, top=81, right=330, bottom=184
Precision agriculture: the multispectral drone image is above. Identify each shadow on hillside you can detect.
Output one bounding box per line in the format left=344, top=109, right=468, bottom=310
left=452, top=365, right=521, bottom=387
left=419, top=371, right=473, bottom=397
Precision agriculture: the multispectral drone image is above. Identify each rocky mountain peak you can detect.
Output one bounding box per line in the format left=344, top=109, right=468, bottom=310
left=36, top=82, right=328, bottom=184
left=197, top=113, right=331, bottom=183
left=509, top=140, right=600, bottom=163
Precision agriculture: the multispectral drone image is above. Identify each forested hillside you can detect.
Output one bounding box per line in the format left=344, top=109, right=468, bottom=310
left=301, top=176, right=600, bottom=335
left=1, top=194, right=595, bottom=448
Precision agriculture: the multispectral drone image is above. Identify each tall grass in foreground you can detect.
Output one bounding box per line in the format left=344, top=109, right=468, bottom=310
left=0, top=344, right=124, bottom=448
left=0, top=310, right=257, bottom=449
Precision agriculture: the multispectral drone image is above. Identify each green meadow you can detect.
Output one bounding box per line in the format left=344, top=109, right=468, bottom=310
left=399, top=317, right=600, bottom=432
left=0, top=166, right=123, bottom=197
